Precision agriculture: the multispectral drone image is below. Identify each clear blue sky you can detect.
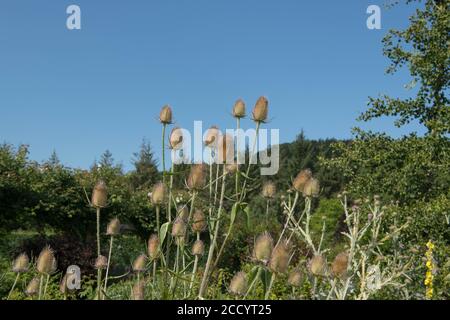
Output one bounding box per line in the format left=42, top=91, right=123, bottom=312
left=0, top=0, right=424, bottom=171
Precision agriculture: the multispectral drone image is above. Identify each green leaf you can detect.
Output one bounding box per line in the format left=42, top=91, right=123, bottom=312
left=159, top=222, right=170, bottom=244
left=243, top=205, right=251, bottom=229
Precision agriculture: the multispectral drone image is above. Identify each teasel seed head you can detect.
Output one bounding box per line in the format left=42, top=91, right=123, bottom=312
left=147, top=234, right=160, bottom=260
left=192, top=209, right=207, bottom=233
left=132, top=254, right=148, bottom=273
left=204, top=126, right=220, bottom=148
left=303, top=178, right=320, bottom=198
left=192, top=240, right=205, bottom=256
left=309, top=255, right=327, bottom=277
left=331, top=252, right=349, bottom=279
left=269, top=241, right=291, bottom=274
left=288, top=270, right=303, bottom=287
left=37, top=246, right=56, bottom=275
left=232, top=99, right=246, bottom=118
left=25, top=277, right=40, bottom=296
left=292, top=169, right=312, bottom=193
left=229, top=271, right=248, bottom=296
left=172, top=217, right=187, bottom=238
left=225, top=163, right=239, bottom=174
left=151, top=182, right=166, bottom=205
left=92, top=180, right=107, bottom=208
left=106, top=217, right=121, bottom=236
left=169, top=127, right=183, bottom=150
left=94, top=255, right=108, bottom=270
left=159, top=105, right=172, bottom=124
left=131, top=280, right=145, bottom=300
left=253, top=232, right=274, bottom=264
left=177, top=205, right=189, bottom=222
left=262, top=181, right=276, bottom=199
left=12, top=253, right=29, bottom=273
left=187, top=164, right=206, bottom=190
left=217, top=134, right=235, bottom=165
left=252, top=96, right=268, bottom=123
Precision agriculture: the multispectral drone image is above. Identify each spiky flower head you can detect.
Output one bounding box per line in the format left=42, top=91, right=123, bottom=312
left=25, top=277, right=40, bottom=296
left=92, top=180, right=108, bottom=208
left=262, top=181, right=276, bottom=199
left=169, top=127, right=184, bottom=150
left=204, top=126, right=220, bottom=148
left=192, top=209, right=207, bottom=233
left=309, top=255, right=327, bottom=277
left=106, top=217, right=121, bottom=236
left=132, top=254, right=148, bottom=273
left=37, top=246, right=56, bottom=275
left=252, top=96, right=269, bottom=122
left=232, top=99, right=246, bottom=118
left=269, top=242, right=290, bottom=274
left=187, top=164, right=206, bottom=190
left=94, top=255, right=108, bottom=270
left=331, top=252, right=348, bottom=279
left=159, top=105, right=172, bottom=124
left=229, top=271, right=248, bottom=296
left=288, top=270, right=303, bottom=287
left=253, top=232, right=274, bottom=264
left=292, top=169, right=312, bottom=193
left=12, top=253, right=29, bottom=273
left=172, top=217, right=187, bottom=238
left=192, top=240, right=205, bottom=256
left=147, top=234, right=160, bottom=260
left=303, top=178, right=320, bottom=198
left=151, top=182, right=166, bottom=205
left=131, top=280, right=145, bottom=300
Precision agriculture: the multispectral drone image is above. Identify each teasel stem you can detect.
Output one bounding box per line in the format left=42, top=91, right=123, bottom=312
left=7, top=273, right=20, bottom=300
left=235, top=117, right=241, bottom=198
left=264, top=273, right=276, bottom=300
left=186, top=191, right=197, bottom=243
left=38, top=274, right=44, bottom=300
left=239, top=121, right=260, bottom=203
left=96, top=207, right=102, bottom=300
left=161, top=123, right=167, bottom=185
left=166, top=161, right=175, bottom=269
left=243, top=267, right=262, bottom=299
left=198, top=166, right=227, bottom=299
left=156, top=205, right=161, bottom=239
left=188, top=232, right=201, bottom=295
left=275, top=192, right=299, bottom=248
left=266, top=199, right=270, bottom=223
left=43, top=274, right=50, bottom=299
left=170, top=240, right=181, bottom=295
left=103, top=235, right=114, bottom=296
left=214, top=164, right=220, bottom=207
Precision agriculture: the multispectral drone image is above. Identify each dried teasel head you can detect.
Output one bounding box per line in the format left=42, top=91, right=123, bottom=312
left=331, top=252, right=349, bottom=279
left=262, top=181, right=276, bottom=199
left=106, top=217, right=121, bottom=236
left=132, top=254, right=148, bottom=273
left=25, top=277, right=40, bottom=296
left=192, top=209, right=207, bottom=233
left=147, top=234, right=160, bottom=260
left=204, top=126, right=220, bottom=148
left=288, top=270, right=303, bottom=287
left=303, top=178, right=320, bottom=198
left=159, top=105, right=172, bottom=124
left=151, top=182, right=166, bottom=205
left=232, top=99, right=246, bottom=118
left=172, top=217, right=187, bottom=238
left=37, top=246, right=56, bottom=275
left=269, top=242, right=291, bottom=274
left=92, top=180, right=107, bottom=208
left=12, top=253, right=29, bottom=273
left=292, top=169, right=312, bottom=193
left=252, top=96, right=268, bottom=123
left=131, top=280, right=145, bottom=300
left=169, top=127, right=184, bottom=150
left=177, top=205, right=189, bottom=222
left=95, top=255, right=108, bottom=270
left=253, top=232, right=274, bottom=264
left=225, top=163, right=238, bottom=174
left=192, top=240, right=205, bottom=256
left=187, top=164, right=206, bottom=190
left=309, top=255, right=327, bottom=277
left=217, top=134, right=235, bottom=165
left=229, top=271, right=248, bottom=296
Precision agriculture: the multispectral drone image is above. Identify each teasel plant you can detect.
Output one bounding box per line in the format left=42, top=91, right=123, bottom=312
left=91, top=180, right=108, bottom=300
left=36, top=245, right=57, bottom=300
left=232, top=99, right=246, bottom=197
left=103, top=217, right=121, bottom=297
left=7, top=253, right=29, bottom=299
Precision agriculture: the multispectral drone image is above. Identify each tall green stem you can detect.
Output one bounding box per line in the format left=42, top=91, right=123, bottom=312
left=103, top=235, right=114, bottom=296
left=161, top=124, right=167, bottom=184
left=7, top=273, right=20, bottom=300
left=96, top=207, right=102, bottom=300
left=156, top=205, right=161, bottom=239
left=235, top=117, right=240, bottom=198
left=264, top=273, right=276, bottom=300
